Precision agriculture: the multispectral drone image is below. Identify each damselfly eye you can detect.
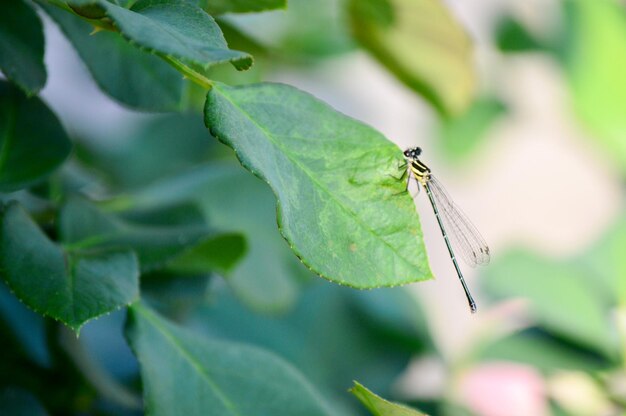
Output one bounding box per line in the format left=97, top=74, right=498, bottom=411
left=403, top=149, right=411, bottom=157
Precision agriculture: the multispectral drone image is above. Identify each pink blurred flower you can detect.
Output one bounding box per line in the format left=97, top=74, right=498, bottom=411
left=458, top=362, right=549, bottom=416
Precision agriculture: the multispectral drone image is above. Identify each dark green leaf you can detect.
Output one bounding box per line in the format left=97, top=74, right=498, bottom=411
left=0, top=202, right=139, bottom=332
left=350, top=381, right=427, bottom=416
left=205, top=82, right=433, bottom=288
left=60, top=198, right=245, bottom=275
left=482, top=250, right=617, bottom=357
left=189, top=283, right=427, bottom=401
left=0, top=283, right=50, bottom=368
left=125, top=301, right=335, bottom=416
left=114, top=164, right=302, bottom=313
left=66, top=0, right=252, bottom=72
left=167, top=234, right=246, bottom=276
left=202, top=0, right=286, bottom=15
left=41, top=3, right=186, bottom=112
left=349, top=0, right=475, bottom=117
left=0, top=388, right=48, bottom=416
left=0, top=0, right=46, bottom=95
left=74, top=113, right=216, bottom=190
left=0, top=81, right=72, bottom=192
left=495, top=16, right=547, bottom=53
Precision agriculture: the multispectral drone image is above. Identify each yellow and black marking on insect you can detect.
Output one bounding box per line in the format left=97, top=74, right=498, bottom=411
left=401, top=146, right=490, bottom=313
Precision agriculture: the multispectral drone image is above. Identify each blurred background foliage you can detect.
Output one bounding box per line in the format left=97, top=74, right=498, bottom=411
left=1, top=0, right=626, bottom=415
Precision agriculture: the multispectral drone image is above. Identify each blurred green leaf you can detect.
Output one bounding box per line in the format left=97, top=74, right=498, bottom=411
left=202, top=0, right=286, bottom=15
left=562, top=0, right=626, bottom=172
left=350, top=381, right=427, bottom=415
left=0, top=388, right=48, bottom=416
left=0, top=81, right=71, bottom=192
left=221, top=0, right=355, bottom=59
left=205, top=82, right=433, bottom=288
left=60, top=198, right=245, bottom=275
left=495, top=16, right=546, bottom=53
left=0, top=0, right=46, bottom=95
left=0, top=202, right=139, bottom=332
left=190, top=284, right=428, bottom=399
left=116, top=164, right=301, bottom=313
left=349, top=0, right=475, bottom=117
left=579, top=217, right=626, bottom=306
left=41, top=4, right=186, bottom=112
left=66, top=0, right=252, bottom=73
left=75, top=113, right=215, bottom=191
left=437, top=97, right=506, bottom=160
left=125, top=301, right=335, bottom=416
left=483, top=251, right=617, bottom=357
left=0, top=283, right=51, bottom=368
left=477, top=329, right=613, bottom=373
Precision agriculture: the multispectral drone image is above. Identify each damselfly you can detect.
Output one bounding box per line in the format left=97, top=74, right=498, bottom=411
left=402, top=147, right=490, bottom=313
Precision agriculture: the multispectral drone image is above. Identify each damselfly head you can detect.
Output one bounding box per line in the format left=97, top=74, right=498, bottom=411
left=403, top=147, right=422, bottom=159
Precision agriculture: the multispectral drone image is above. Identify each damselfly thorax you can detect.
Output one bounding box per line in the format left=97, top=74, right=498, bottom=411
left=408, top=159, right=431, bottom=185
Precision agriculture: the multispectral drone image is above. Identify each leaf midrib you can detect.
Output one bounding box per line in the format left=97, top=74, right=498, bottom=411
left=134, top=305, right=241, bottom=416
left=214, top=87, right=422, bottom=277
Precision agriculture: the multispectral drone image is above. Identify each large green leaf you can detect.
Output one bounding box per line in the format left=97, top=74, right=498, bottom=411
left=125, top=301, right=334, bottom=416
left=59, top=198, right=245, bottom=275
left=0, top=0, right=46, bottom=95
left=41, top=3, right=185, bottom=112
left=349, top=0, right=475, bottom=117
left=482, top=251, right=617, bottom=357
left=562, top=0, right=626, bottom=173
left=204, top=82, right=433, bottom=288
left=0, top=82, right=72, bottom=192
left=66, top=0, right=252, bottom=73
left=350, top=382, right=427, bottom=416
left=202, top=0, right=286, bottom=15
left=0, top=202, right=139, bottom=332
left=114, top=164, right=302, bottom=313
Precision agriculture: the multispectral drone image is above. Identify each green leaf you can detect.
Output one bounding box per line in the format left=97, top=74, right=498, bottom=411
left=0, top=388, right=48, bottom=416
left=114, top=164, right=302, bottom=313
left=66, top=0, right=252, bottom=73
left=350, top=381, right=427, bottom=416
left=0, top=202, right=139, bottom=332
left=204, top=83, right=433, bottom=288
left=202, top=0, right=286, bottom=15
left=562, top=0, right=626, bottom=172
left=349, top=0, right=475, bottom=117
left=482, top=250, right=617, bottom=357
left=0, top=0, right=46, bottom=95
left=125, top=301, right=335, bottom=416
left=40, top=3, right=185, bottom=112
left=59, top=198, right=245, bottom=275
left=0, top=81, right=72, bottom=192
